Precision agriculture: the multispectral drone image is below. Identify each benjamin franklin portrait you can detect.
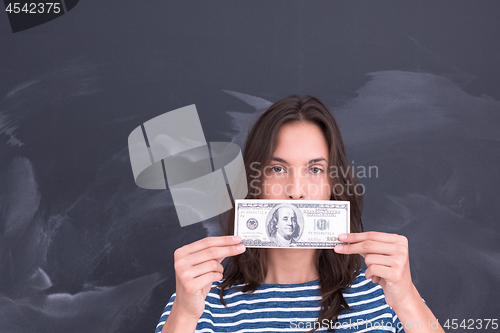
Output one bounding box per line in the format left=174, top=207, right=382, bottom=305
left=266, top=204, right=304, bottom=247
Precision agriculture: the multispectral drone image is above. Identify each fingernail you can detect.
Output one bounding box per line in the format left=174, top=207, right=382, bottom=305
left=339, top=234, right=347, bottom=241
left=237, top=244, right=245, bottom=251
left=233, top=236, right=241, bottom=242
left=335, top=245, right=343, bottom=252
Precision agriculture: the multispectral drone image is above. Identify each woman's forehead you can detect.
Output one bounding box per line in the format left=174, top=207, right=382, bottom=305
left=273, top=122, right=329, bottom=163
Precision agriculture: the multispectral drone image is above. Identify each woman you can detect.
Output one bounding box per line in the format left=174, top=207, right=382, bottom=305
left=156, top=95, right=444, bottom=333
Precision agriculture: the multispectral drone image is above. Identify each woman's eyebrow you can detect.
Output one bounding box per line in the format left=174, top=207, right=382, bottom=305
left=271, top=157, right=288, bottom=164
left=271, top=157, right=327, bottom=165
left=307, top=158, right=327, bottom=165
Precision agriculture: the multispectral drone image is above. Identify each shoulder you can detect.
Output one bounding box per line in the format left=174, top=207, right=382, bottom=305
left=204, top=279, right=250, bottom=302
left=342, top=268, right=390, bottom=312
left=340, top=269, right=404, bottom=331
left=209, top=279, right=247, bottom=291
left=341, top=268, right=397, bottom=317
left=343, top=268, right=385, bottom=298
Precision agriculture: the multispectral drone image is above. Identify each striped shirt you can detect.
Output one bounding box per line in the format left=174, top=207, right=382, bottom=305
left=155, top=269, right=405, bottom=333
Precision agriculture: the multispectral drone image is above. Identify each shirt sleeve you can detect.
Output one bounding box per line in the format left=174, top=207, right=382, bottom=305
left=154, top=293, right=176, bottom=333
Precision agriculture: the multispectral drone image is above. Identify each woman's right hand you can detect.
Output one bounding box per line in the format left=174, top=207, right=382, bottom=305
left=172, top=235, right=246, bottom=320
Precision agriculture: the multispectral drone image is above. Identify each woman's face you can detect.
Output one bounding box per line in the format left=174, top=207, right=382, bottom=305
left=260, top=121, right=331, bottom=200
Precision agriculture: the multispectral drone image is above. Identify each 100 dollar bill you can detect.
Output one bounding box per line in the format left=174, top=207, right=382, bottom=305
left=234, top=199, right=350, bottom=249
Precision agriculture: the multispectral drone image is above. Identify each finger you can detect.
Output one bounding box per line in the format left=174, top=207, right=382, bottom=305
left=334, top=241, right=397, bottom=256
left=364, top=254, right=393, bottom=268
left=216, top=252, right=240, bottom=264
left=365, top=265, right=393, bottom=282
left=188, top=271, right=224, bottom=290
left=185, top=243, right=246, bottom=267
left=178, top=236, right=242, bottom=257
left=339, top=231, right=401, bottom=244
left=371, top=275, right=380, bottom=284
left=182, top=260, right=224, bottom=280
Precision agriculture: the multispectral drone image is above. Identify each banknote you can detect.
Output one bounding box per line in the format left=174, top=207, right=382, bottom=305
left=234, top=199, right=350, bottom=249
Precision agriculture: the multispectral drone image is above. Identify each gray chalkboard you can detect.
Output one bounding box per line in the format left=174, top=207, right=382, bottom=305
left=1, top=1, right=499, bottom=332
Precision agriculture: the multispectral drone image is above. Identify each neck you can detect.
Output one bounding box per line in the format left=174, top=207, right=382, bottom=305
left=264, top=248, right=319, bottom=284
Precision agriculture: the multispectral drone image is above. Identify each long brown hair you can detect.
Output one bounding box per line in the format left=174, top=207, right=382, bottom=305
left=218, top=95, right=364, bottom=331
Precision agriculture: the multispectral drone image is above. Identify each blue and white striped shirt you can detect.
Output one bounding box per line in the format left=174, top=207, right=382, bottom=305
left=155, top=269, right=405, bottom=333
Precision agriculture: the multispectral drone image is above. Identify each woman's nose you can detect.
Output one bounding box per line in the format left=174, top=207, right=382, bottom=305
left=286, top=167, right=305, bottom=199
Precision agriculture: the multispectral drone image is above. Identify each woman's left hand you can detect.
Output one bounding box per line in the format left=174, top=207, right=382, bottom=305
left=334, top=231, right=418, bottom=310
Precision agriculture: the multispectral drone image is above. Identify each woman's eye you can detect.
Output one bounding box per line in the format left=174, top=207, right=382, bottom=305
left=271, top=166, right=285, bottom=173
left=309, top=167, right=323, bottom=174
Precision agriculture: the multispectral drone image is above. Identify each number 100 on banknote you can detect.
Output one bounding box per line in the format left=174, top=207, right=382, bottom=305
left=234, top=199, right=350, bottom=249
